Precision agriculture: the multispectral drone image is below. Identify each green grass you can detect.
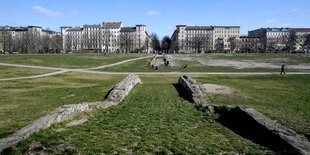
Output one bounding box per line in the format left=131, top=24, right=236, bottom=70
left=98, top=57, right=289, bottom=72
left=97, top=53, right=310, bottom=72
left=2, top=74, right=309, bottom=154
left=0, top=72, right=125, bottom=139
left=13, top=75, right=268, bottom=154
left=0, top=54, right=147, bottom=69
left=0, top=66, right=54, bottom=79
left=194, top=74, right=310, bottom=138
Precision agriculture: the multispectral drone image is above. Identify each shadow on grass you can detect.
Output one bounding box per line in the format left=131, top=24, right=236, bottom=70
left=214, top=107, right=300, bottom=154
left=172, top=83, right=193, bottom=102
left=104, top=86, right=115, bottom=99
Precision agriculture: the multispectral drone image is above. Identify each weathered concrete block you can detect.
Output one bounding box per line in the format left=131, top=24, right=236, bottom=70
left=238, top=106, right=310, bottom=154
left=178, top=75, right=208, bottom=104
left=204, top=104, right=310, bottom=154
left=107, top=74, right=141, bottom=103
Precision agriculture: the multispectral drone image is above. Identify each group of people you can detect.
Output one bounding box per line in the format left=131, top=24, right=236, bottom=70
left=147, top=55, right=173, bottom=70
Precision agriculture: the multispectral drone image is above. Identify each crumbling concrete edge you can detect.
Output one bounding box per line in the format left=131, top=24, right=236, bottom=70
left=0, top=74, right=141, bottom=152
left=178, top=75, right=208, bottom=104
left=178, top=75, right=310, bottom=154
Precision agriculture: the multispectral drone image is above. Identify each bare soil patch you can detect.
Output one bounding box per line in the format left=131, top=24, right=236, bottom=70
left=202, top=83, right=234, bottom=95
left=174, top=55, right=310, bottom=70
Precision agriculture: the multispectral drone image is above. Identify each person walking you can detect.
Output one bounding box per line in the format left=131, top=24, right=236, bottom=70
left=280, top=64, right=286, bottom=75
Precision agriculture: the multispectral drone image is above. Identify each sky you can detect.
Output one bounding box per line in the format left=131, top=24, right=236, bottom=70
left=1, top=0, right=310, bottom=39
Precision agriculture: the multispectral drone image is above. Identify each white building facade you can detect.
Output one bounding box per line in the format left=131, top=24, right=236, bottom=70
left=61, top=22, right=151, bottom=53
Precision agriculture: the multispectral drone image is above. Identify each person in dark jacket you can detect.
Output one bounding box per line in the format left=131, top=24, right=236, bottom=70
left=280, top=64, right=286, bottom=75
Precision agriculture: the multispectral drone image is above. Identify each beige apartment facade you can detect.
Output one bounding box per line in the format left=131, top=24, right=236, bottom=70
left=213, top=26, right=240, bottom=50
left=171, top=25, right=240, bottom=53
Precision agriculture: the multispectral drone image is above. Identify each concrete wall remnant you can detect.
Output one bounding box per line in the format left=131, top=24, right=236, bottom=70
left=0, top=74, right=141, bottom=152
left=178, top=75, right=208, bottom=104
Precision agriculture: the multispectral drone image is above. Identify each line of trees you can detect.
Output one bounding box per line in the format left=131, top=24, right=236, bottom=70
left=153, top=33, right=212, bottom=54
left=1, top=31, right=62, bottom=54
left=236, top=32, right=310, bottom=53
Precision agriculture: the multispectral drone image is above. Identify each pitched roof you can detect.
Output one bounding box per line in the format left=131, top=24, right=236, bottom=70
left=102, top=22, right=122, bottom=28
left=185, top=26, right=212, bottom=30
left=68, top=27, right=83, bottom=31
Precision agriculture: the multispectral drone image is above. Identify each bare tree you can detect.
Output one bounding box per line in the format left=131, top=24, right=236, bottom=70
left=95, top=30, right=101, bottom=52
left=150, top=33, right=160, bottom=52
left=295, top=34, right=308, bottom=53
left=228, top=37, right=237, bottom=52
left=192, top=34, right=211, bottom=54
left=256, top=41, right=266, bottom=53
left=22, top=31, right=33, bottom=53
left=50, top=35, right=62, bottom=53
left=120, top=32, right=133, bottom=53
left=72, top=37, right=79, bottom=52
left=161, top=36, right=171, bottom=53
left=281, top=32, right=297, bottom=53
left=41, top=35, right=51, bottom=53
left=102, top=29, right=112, bottom=54
left=215, top=38, right=224, bottom=53
left=64, top=34, right=73, bottom=53
left=266, top=39, right=278, bottom=53
left=1, top=31, right=15, bottom=53
left=305, top=34, right=310, bottom=53
left=171, top=40, right=179, bottom=53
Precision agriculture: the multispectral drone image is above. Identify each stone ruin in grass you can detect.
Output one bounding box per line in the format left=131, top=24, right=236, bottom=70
left=177, top=75, right=310, bottom=154
left=0, top=74, right=142, bottom=152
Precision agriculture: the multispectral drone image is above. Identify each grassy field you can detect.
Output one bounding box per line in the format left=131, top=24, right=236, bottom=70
left=98, top=53, right=310, bottom=72
left=1, top=53, right=309, bottom=154
left=0, top=54, right=146, bottom=69
left=0, top=66, right=54, bottom=79
left=194, top=74, right=310, bottom=139
left=0, top=72, right=125, bottom=139
left=12, top=75, right=268, bottom=154
left=3, top=74, right=308, bottom=154
left=98, top=57, right=285, bottom=72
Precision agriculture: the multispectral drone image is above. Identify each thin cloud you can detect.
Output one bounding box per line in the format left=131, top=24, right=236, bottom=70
left=266, top=19, right=277, bottom=23
left=166, top=26, right=174, bottom=30
left=146, top=11, right=160, bottom=15
left=32, top=6, right=62, bottom=16
left=291, top=8, right=300, bottom=12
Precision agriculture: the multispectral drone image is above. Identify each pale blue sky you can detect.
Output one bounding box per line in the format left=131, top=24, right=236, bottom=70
left=1, top=0, right=309, bottom=38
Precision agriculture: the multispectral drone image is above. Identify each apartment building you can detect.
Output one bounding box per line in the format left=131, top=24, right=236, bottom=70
left=102, top=22, right=122, bottom=53
left=238, top=36, right=260, bottom=52
left=249, top=27, right=310, bottom=52
left=120, top=25, right=150, bottom=53
left=83, top=24, right=101, bottom=50
left=289, top=28, right=310, bottom=51
left=213, top=26, right=240, bottom=50
left=0, top=25, right=59, bottom=52
left=61, top=22, right=151, bottom=53
left=248, top=28, right=290, bottom=43
left=171, top=25, right=240, bottom=53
